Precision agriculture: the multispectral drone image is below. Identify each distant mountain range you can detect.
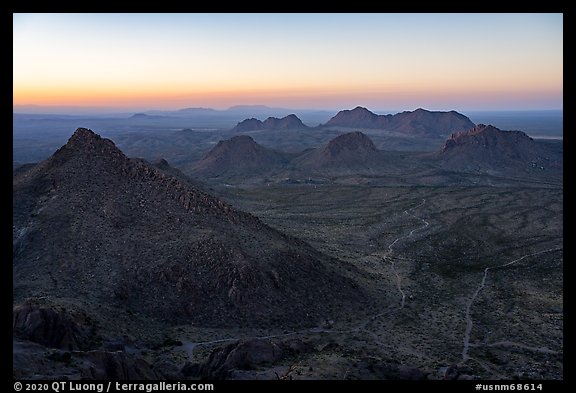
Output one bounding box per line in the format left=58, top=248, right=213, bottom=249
left=324, top=107, right=475, bottom=136
left=187, top=124, right=562, bottom=180
left=227, top=106, right=474, bottom=136
left=231, top=114, right=309, bottom=132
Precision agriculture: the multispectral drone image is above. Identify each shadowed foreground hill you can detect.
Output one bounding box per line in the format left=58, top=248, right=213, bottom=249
left=13, top=128, right=366, bottom=327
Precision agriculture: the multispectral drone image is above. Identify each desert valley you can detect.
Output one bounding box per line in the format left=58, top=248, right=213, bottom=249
left=13, top=106, right=563, bottom=380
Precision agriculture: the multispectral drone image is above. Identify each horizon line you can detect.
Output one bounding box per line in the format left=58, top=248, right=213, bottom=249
left=13, top=104, right=564, bottom=116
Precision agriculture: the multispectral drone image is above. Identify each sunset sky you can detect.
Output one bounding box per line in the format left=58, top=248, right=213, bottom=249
left=13, top=13, right=563, bottom=112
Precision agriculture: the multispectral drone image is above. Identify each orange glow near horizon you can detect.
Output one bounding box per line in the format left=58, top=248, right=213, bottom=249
left=13, top=13, right=563, bottom=111
left=14, top=84, right=563, bottom=111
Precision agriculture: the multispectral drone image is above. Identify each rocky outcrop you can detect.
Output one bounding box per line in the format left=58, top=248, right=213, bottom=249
left=76, top=350, right=162, bottom=379
left=13, top=304, right=94, bottom=351
left=442, top=124, right=533, bottom=152
left=193, top=338, right=314, bottom=379
left=13, top=338, right=162, bottom=380
left=201, top=339, right=285, bottom=379
left=438, top=124, right=562, bottom=173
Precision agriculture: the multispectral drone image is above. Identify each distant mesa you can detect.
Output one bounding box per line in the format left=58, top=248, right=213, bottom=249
left=231, top=114, right=308, bottom=132
left=13, top=128, right=364, bottom=327
left=438, top=124, right=562, bottom=172
left=176, top=107, right=218, bottom=114
left=293, top=131, right=382, bottom=171
left=324, top=107, right=475, bottom=136
left=129, top=113, right=166, bottom=119
left=227, top=104, right=280, bottom=112
left=191, top=135, right=288, bottom=178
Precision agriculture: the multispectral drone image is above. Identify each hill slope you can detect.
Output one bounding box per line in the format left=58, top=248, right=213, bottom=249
left=190, top=135, right=289, bottom=178
left=13, top=128, right=366, bottom=327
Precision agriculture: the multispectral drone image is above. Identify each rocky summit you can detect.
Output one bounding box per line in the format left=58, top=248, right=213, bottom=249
left=13, top=128, right=366, bottom=328
left=438, top=124, right=562, bottom=173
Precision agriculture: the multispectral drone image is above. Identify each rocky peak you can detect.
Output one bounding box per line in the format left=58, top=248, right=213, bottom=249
left=154, top=158, right=170, bottom=170
left=231, top=118, right=265, bottom=132
left=262, top=114, right=307, bottom=129
left=229, top=135, right=257, bottom=145
left=64, top=128, right=123, bottom=155
left=325, top=131, right=377, bottom=154
left=191, top=134, right=289, bottom=178
left=347, top=106, right=378, bottom=119
left=44, top=128, right=128, bottom=169
left=463, top=124, right=499, bottom=136
left=67, top=127, right=101, bottom=144
left=324, top=107, right=381, bottom=129
left=351, top=106, right=373, bottom=114
left=443, top=124, right=533, bottom=152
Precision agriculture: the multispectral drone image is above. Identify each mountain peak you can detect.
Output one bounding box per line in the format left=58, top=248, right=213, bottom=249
left=352, top=106, right=371, bottom=111
left=192, top=135, right=288, bottom=178
left=61, top=128, right=125, bottom=158
left=325, top=107, right=379, bottom=128
left=229, top=135, right=257, bottom=144
left=232, top=114, right=307, bottom=132
left=444, top=124, right=529, bottom=147
left=465, top=124, right=500, bottom=136
left=230, top=118, right=265, bottom=133
left=439, top=123, right=551, bottom=173
left=293, top=131, right=381, bottom=172
left=67, top=127, right=100, bottom=144
left=262, top=114, right=307, bottom=130
left=66, top=127, right=113, bottom=148
left=325, top=131, right=377, bottom=153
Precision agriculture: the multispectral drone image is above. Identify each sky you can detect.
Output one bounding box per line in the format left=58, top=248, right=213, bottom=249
left=13, top=13, right=563, bottom=112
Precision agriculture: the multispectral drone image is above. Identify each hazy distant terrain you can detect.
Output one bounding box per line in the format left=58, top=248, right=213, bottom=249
left=13, top=107, right=563, bottom=380
left=13, top=107, right=562, bottom=168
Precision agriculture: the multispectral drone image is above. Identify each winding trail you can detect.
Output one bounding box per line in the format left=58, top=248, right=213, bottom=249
left=179, top=201, right=433, bottom=362
left=181, top=327, right=352, bottom=360
left=384, top=198, right=429, bottom=308
left=461, top=246, right=563, bottom=362
left=469, top=341, right=561, bottom=355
